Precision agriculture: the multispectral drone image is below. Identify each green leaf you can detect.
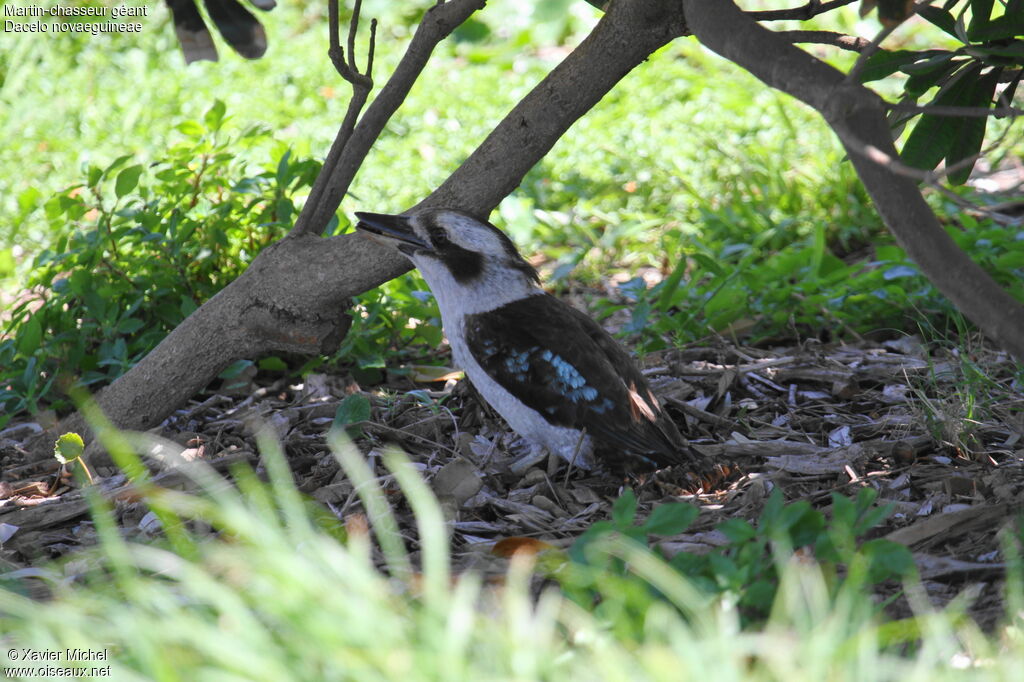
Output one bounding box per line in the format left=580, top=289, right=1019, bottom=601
left=611, top=489, right=638, bottom=528
left=275, top=149, right=293, bottom=186
left=900, top=62, right=982, bottom=172
left=569, top=521, right=616, bottom=564
left=102, top=154, right=133, bottom=178
left=861, top=539, right=916, bottom=582
left=966, top=0, right=995, bottom=39
left=946, top=67, right=1001, bottom=185
left=116, top=318, right=145, bottom=334
left=16, top=315, right=42, bottom=356
left=180, top=297, right=198, bottom=318
left=708, top=554, right=738, bottom=583
left=968, top=12, right=1024, bottom=41
left=17, top=186, right=42, bottom=216
left=858, top=49, right=947, bottom=83
left=915, top=5, right=959, bottom=39
left=276, top=198, right=294, bottom=224
left=258, top=356, right=289, bottom=371
left=115, top=165, right=143, bottom=199
left=657, top=257, right=688, bottom=310
left=452, top=17, right=491, bottom=43
left=718, top=518, right=757, bottom=544
left=641, top=503, right=698, bottom=535
left=68, top=269, right=92, bottom=296
left=0, top=248, right=14, bottom=278
left=219, top=359, right=254, bottom=379
left=691, top=252, right=726, bottom=277
left=854, top=486, right=879, bottom=513
left=204, top=100, right=227, bottom=132
left=86, top=165, right=103, bottom=188
left=176, top=120, right=205, bottom=138
left=331, top=394, right=372, bottom=438
left=966, top=41, right=1024, bottom=60
left=830, top=492, right=856, bottom=530
left=54, top=432, right=85, bottom=464
left=903, top=57, right=961, bottom=98
left=739, top=578, right=777, bottom=612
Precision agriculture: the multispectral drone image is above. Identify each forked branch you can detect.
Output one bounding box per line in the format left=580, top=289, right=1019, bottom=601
left=779, top=30, right=869, bottom=52
left=293, top=0, right=378, bottom=238
left=292, top=0, right=486, bottom=238
left=328, top=0, right=375, bottom=86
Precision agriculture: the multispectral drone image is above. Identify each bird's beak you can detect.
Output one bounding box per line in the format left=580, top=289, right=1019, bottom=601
left=354, top=212, right=431, bottom=254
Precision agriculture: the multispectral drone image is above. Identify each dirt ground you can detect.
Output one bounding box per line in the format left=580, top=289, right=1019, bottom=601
left=1, top=332, right=1022, bottom=629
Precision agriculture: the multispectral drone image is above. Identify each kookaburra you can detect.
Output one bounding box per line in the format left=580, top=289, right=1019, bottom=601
left=355, top=209, right=707, bottom=474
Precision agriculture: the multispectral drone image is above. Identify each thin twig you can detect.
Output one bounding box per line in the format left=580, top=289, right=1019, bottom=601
left=749, top=0, right=857, bottom=21
left=884, top=102, right=1024, bottom=119
left=328, top=0, right=341, bottom=73
left=328, top=0, right=373, bottom=88
left=301, top=0, right=378, bottom=236
left=347, top=0, right=361, bottom=75
left=365, top=18, right=377, bottom=78
left=779, top=30, right=870, bottom=52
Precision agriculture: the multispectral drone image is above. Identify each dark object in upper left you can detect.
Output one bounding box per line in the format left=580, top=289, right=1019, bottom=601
left=165, top=0, right=277, bottom=63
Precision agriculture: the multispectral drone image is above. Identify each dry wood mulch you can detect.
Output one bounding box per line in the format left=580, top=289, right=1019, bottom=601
left=1, top=335, right=1022, bottom=627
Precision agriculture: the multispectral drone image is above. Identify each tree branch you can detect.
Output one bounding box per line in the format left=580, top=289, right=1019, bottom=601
left=303, top=0, right=376, bottom=233
left=884, top=102, right=1024, bottom=118
left=291, top=0, right=487, bottom=238
left=683, top=0, right=1024, bottom=361
left=749, top=0, right=858, bottom=21
left=779, top=30, right=869, bottom=52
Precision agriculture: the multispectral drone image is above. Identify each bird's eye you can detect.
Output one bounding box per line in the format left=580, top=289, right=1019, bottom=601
left=430, top=228, right=449, bottom=246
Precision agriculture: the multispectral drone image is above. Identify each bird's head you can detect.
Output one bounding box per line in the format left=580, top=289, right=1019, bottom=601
left=355, top=208, right=541, bottom=310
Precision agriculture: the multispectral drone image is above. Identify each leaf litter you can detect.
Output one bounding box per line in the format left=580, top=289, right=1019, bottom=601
left=1, top=333, right=1022, bottom=629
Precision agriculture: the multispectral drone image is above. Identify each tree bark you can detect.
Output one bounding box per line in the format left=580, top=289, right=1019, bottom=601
left=58, top=0, right=688, bottom=451
left=683, top=0, right=1024, bottom=362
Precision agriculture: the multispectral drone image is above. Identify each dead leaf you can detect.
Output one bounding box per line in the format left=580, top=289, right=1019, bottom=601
left=491, top=537, right=555, bottom=558
left=0, top=523, right=19, bottom=544
left=405, top=364, right=464, bottom=383
left=828, top=425, right=853, bottom=448
left=345, top=513, right=369, bottom=539
left=432, top=459, right=482, bottom=507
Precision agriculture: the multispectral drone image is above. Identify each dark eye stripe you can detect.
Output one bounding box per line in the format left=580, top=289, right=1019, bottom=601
left=445, top=245, right=483, bottom=283
left=429, top=226, right=448, bottom=246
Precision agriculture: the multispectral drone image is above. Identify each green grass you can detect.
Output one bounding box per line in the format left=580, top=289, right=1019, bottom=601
left=2, top=430, right=1021, bottom=681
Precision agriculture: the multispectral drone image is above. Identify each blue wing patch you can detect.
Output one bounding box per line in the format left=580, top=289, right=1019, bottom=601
left=475, top=336, right=615, bottom=417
